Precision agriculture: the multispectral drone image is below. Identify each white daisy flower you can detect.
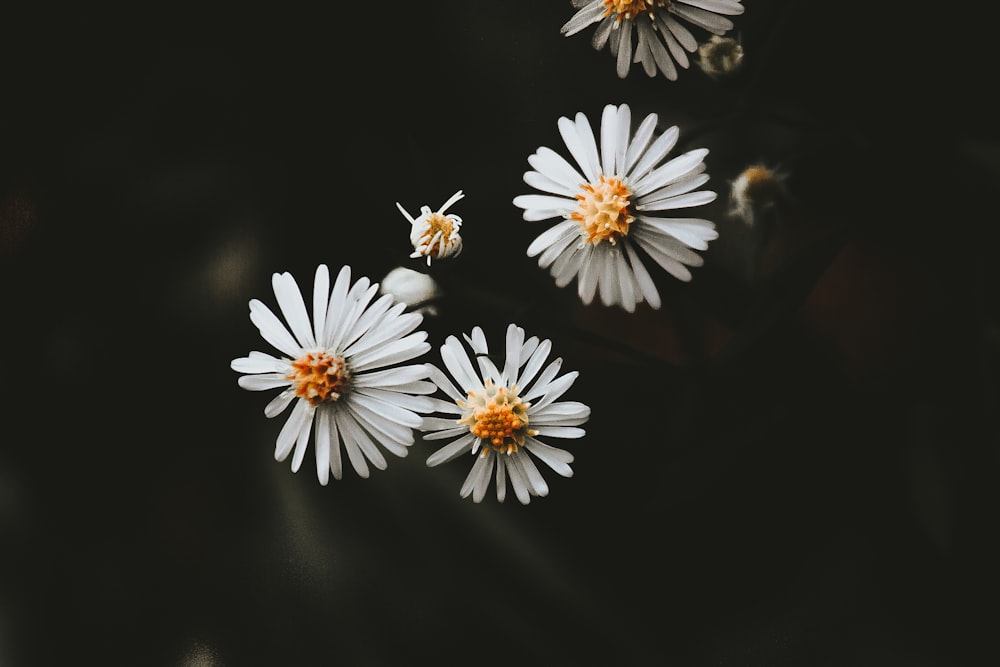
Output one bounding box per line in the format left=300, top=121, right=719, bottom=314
left=420, top=323, right=590, bottom=505
left=230, top=264, right=437, bottom=485
left=513, top=103, right=719, bottom=312
left=396, top=190, right=465, bottom=266
left=561, top=0, right=745, bottom=80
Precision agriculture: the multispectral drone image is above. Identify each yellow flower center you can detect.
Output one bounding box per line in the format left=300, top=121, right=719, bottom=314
left=602, top=0, right=669, bottom=21
left=287, top=351, right=350, bottom=407
left=417, top=213, right=458, bottom=258
left=457, top=381, right=536, bottom=455
left=571, top=174, right=635, bottom=245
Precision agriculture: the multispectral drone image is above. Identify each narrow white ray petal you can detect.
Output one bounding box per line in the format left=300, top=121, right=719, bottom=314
left=528, top=220, right=579, bottom=260
left=632, top=148, right=709, bottom=194
left=551, top=243, right=586, bottom=288
left=440, top=336, right=482, bottom=393
left=334, top=409, right=372, bottom=478
left=523, top=358, right=563, bottom=401
left=672, top=4, right=734, bottom=33
left=558, top=115, right=599, bottom=184
left=661, top=14, right=698, bottom=52
left=322, top=265, right=352, bottom=347
left=426, top=433, right=476, bottom=466
left=348, top=332, right=429, bottom=371
left=523, top=170, right=579, bottom=198
left=231, top=354, right=286, bottom=374
left=632, top=225, right=706, bottom=266
left=513, top=193, right=578, bottom=213
left=421, top=416, right=464, bottom=431
left=339, top=295, right=398, bottom=352
left=351, top=364, right=430, bottom=388
left=249, top=299, right=301, bottom=358
left=641, top=217, right=718, bottom=250
left=638, top=18, right=678, bottom=80
left=289, top=411, right=314, bottom=473
left=238, top=374, right=292, bottom=392
left=311, top=264, right=330, bottom=345
left=529, top=371, right=579, bottom=409
left=592, top=15, right=614, bottom=50
left=264, top=389, right=296, bottom=418
left=624, top=242, right=661, bottom=309
left=517, top=453, right=550, bottom=497
left=343, top=306, right=421, bottom=358
left=327, top=410, right=343, bottom=480
left=615, top=19, right=633, bottom=79
left=349, top=391, right=424, bottom=429
left=505, top=454, right=532, bottom=504
left=501, top=323, right=524, bottom=386
left=426, top=363, right=465, bottom=402
left=515, top=338, right=551, bottom=390
left=315, top=407, right=331, bottom=486
left=634, top=234, right=695, bottom=281
left=639, top=189, right=717, bottom=213
left=524, top=437, right=575, bottom=477
left=495, top=459, right=507, bottom=503
left=577, top=246, right=600, bottom=305
left=681, top=0, right=744, bottom=15
left=346, top=401, right=411, bottom=458
left=423, top=426, right=468, bottom=441
left=461, top=453, right=492, bottom=502
left=530, top=400, right=591, bottom=420
left=628, top=125, right=680, bottom=184
left=596, top=248, right=618, bottom=307
left=528, top=146, right=586, bottom=191
left=329, top=282, right=378, bottom=351
left=600, top=104, right=619, bottom=175
left=610, top=250, right=637, bottom=311
left=638, top=172, right=711, bottom=208
left=560, top=0, right=606, bottom=36
left=272, top=272, right=316, bottom=349
left=623, top=113, right=658, bottom=174
left=275, top=399, right=311, bottom=463
left=437, top=189, right=465, bottom=213
left=533, top=426, right=587, bottom=439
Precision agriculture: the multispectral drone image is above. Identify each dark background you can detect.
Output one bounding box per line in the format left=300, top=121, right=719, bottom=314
left=2, top=2, right=998, bottom=665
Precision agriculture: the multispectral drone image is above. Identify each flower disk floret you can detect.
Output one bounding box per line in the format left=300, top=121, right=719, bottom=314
left=561, top=0, right=745, bottom=80
left=420, top=323, right=590, bottom=505
left=230, top=264, right=437, bottom=485
left=513, top=103, right=720, bottom=311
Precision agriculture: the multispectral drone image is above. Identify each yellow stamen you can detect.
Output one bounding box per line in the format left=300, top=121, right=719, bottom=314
left=287, top=351, right=350, bottom=407
left=601, top=0, right=670, bottom=22
left=457, top=381, right=536, bottom=455
left=571, top=174, right=635, bottom=246
left=415, top=213, right=458, bottom=259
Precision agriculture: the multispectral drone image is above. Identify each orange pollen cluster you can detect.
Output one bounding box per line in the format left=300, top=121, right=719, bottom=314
left=287, top=351, right=350, bottom=407
left=457, top=383, right=536, bottom=456
left=571, top=174, right=635, bottom=245
left=415, top=213, right=457, bottom=258
left=602, top=0, right=669, bottom=22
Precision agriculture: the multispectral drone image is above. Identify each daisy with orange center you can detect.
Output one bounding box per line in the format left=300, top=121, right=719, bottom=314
left=420, top=323, right=590, bottom=505
left=562, top=0, right=744, bottom=80
left=230, top=264, right=436, bottom=484
left=513, top=103, right=720, bottom=312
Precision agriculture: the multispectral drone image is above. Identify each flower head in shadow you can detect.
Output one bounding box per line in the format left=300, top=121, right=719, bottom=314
left=561, top=0, right=745, bottom=80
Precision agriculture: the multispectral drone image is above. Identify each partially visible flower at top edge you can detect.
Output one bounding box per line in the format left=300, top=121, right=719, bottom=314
left=396, top=190, right=465, bottom=266
left=230, top=264, right=437, bottom=485
left=419, top=323, right=589, bottom=505
left=513, top=103, right=719, bottom=312
left=696, top=34, right=744, bottom=79
left=561, top=0, right=745, bottom=80
left=727, top=164, right=789, bottom=227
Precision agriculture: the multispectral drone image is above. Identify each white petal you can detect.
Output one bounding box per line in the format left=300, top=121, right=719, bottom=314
left=624, top=242, right=661, bottom=309
left=237, top=374, right=291, bottom=392
left=627, top=125, right=679, bottom=183
left=275, top=399, right=311, bottom=463
left=524, top=437, right=575, bottom=477
left=249, top=299, right=301, bottom=358
left=231, top=353, right=286, bottom=374
left=426, top=433, right=476, bottom=467
left=527, top=146, right=586, bottom=192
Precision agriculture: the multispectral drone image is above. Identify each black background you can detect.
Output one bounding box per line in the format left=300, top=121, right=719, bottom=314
left=2, top=2, right=998, bottom=665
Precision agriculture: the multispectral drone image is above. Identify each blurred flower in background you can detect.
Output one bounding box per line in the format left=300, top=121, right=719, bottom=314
left=727, top=163, right=789, bottom=227
left=396, top=189, right=465, bottom=266
left=514, top=103, right=719, bottom=311
left=230, top=264, right=437, bottom=484
left=379, top=266, right=443, bottom=317
left=696, top=34, right=744, bottom=79
left=420, top=323, right=589, bottom=505
left=561, top=0, right=745, bottom=80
